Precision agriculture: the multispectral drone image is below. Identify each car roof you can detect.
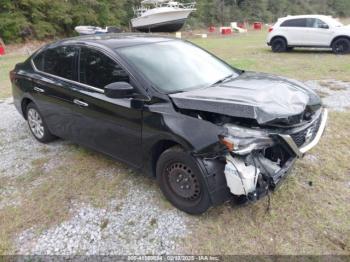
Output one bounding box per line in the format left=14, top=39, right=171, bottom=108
left=279, top=15, right=333, bottom=21
left=46, top=33, right=177, bottom=50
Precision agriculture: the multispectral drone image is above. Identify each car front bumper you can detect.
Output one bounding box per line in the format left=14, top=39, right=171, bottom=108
left=224, top=108, right=328, bottom=202
left=279, top=108, right=328, bottom=158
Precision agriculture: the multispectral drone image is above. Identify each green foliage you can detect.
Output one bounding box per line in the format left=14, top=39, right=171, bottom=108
left=0, top=0, right=349, bottom=43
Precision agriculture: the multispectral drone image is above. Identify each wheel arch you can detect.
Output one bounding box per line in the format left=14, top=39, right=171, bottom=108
left=150, top=140, right=184, bottom=177
left=21, top=97, right=34, bottom=120
left=271, top=35, right=288, bottom=46
left=331, top=35, right=350, bottom=46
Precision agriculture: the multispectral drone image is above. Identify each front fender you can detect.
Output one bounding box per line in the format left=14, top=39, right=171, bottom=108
left=142, top=108, right=227, bottom=156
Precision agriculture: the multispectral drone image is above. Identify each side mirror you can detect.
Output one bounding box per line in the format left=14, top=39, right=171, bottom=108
left=105, top=82, right=134, bottom=99
left=319, top=24, right=329, bottom=29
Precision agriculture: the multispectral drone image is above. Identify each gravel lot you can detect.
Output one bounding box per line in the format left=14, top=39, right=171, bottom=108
left=1, top=79, right=349, bottom=255
left=17, top=183, right=190, bottom=255
left=0, top=97, right=191, bottom=255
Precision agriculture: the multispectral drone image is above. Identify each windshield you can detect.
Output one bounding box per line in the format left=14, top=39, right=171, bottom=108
left=117, top=40, right=239, bottom=94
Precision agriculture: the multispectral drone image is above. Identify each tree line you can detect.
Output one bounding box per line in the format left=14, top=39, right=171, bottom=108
left=0, top=0, right=349, bottom=43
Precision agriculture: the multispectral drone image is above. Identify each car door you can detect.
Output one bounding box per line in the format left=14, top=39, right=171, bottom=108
left=280, top=18, right=308, bottom=46
left=305, top=18, right=333, bottom=46
left=67, top=46, right=143, bottom=167
left=31, top=45, right=81, bottom=139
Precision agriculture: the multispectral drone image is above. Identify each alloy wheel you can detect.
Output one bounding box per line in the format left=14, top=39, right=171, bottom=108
left=27, top=108, right=45, bottom=139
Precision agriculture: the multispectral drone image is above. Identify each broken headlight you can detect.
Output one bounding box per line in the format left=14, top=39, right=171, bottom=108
left=221, top=124, right=274, bottom=155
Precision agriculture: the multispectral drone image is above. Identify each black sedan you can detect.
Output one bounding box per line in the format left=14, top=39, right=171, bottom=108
left=10, top=34, right=328, bottom=214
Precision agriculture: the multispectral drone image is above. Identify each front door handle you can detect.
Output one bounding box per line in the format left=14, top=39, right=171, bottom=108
left=73, top=99, right=89, bottom=107
left=34, top=87, right=45, bottom=93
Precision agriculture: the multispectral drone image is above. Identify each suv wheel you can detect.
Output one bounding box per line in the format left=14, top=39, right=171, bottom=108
left=156, top=146, right=211, bottom=215
left=332, top=38, right=350, bottom=54
left=271, top=37, right=287, bottom=52
left=26, top=102, right=56, bottom=143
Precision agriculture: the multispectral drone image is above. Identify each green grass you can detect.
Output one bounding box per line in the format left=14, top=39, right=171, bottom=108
left=0, top=54, right=28, bottom=99
left=190, top=30, right=350, bottom=81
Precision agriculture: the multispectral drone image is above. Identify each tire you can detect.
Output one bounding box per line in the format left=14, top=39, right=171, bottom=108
left=271, top=37, right=287, bottom=52
left=287, top=47, right=294, bottom=52
left=26, top=102, right=56, bottom=143
left=156, top=146, right=211, bottom=215
left=332, top=38, right=350, bottom=54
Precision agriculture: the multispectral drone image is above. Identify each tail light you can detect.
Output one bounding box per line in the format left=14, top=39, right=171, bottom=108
left=268, top=27, right=274, bottom=33
left=10, top=70, right=16, bottom=83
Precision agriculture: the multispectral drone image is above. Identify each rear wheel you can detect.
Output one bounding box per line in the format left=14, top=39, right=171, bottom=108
left=156, top=146, right=211, bottom=215
left=26, top=102, right=56, bottom=143
left=271, top=37, right=287, bottom=52
left=332, top=38, right=350, bottom=54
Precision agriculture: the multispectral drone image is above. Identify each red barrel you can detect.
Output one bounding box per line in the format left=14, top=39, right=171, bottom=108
left=253, top=22, right=263, bottom=30
left=0, top=44, right=5, bottom=55
left=221, top=28, right=232, bottom=35
left=208, top=26, right=216, bottom=33
left=238, top=23, right=245, bottom=29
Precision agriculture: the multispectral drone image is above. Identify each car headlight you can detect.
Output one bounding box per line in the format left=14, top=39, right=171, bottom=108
left=220, top=124, right=274, bottom=155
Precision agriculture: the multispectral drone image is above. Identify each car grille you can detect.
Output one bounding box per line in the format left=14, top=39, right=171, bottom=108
left=290, top=116, right=322, bottom=147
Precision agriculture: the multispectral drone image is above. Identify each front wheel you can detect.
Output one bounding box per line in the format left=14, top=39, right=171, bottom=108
left=332, top=38, right=350, bottom=54
left=156, top=146, right=211, bottom=215
left=26, top=102, right=56, bottom=143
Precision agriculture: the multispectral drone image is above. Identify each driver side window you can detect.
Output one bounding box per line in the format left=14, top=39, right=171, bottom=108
left=79, top=47, right=129, bottom=89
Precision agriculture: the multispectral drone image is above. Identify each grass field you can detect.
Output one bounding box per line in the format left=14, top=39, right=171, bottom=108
left=0, top=30, right=349, bottom=255
left=0, top=54, right=28, bottom=99
left=191, top=30, right=350, bottom=81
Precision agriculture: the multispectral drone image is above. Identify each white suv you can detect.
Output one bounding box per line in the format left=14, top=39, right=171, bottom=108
left=267, top=15, right=350, bottom=54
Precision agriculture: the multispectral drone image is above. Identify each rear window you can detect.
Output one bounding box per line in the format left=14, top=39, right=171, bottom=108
left=280, top=18, right=307, bottom=28
left=33, top=46, right=78, bottom=81
left=306, top=18, right=329, bottom=28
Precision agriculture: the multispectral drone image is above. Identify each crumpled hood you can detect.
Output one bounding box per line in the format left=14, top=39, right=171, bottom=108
left=170, top=71, right=322, bottom=125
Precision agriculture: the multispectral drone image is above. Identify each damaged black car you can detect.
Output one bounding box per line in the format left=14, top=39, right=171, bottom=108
left=11, top=34, right=328, bottom=214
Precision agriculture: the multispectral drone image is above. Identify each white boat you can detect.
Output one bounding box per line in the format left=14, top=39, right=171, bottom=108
left=75, top=26, right=121, bottom=35
left=131, top=0, right=196, bottom=32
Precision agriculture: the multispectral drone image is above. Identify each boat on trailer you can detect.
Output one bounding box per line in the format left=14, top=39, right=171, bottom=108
left=131, top=0, right=196, bottom=33
left=74, top=26, right=122, bottom=35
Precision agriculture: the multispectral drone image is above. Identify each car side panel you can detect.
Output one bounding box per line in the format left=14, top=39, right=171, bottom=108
left=29, top=74, right=80, bottom=139
left=64, top=88, right=143, bottom=168
left=283, top=27, right=309, bottom=46
left=304, top=28, right=334, bottom=46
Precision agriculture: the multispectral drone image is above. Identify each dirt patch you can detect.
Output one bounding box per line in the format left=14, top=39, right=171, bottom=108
left=3, top=40, right=47, bottom=56
left=305, top=80, right=350, bottom=111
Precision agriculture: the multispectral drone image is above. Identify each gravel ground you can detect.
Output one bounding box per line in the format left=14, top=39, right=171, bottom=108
left=305, top=80, right=350, bottom=111
left=0, top=97, right=190, bottom=255
left=17, top=179, right=190, bottom=255
left=0, top=98, right=68, bottom=179
left=1, top=79, right=349, bottom=255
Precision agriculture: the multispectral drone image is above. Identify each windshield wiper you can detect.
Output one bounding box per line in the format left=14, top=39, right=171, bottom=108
left=211, top=74, right=234, bottom=87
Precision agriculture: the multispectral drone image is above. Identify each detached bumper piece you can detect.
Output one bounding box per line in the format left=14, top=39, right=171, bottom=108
left=224, top=109, right=328, bottom=203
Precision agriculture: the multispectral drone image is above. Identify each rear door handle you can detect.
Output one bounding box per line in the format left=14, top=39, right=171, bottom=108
left=73, top=99, right=89, bottom=107
left=34, top=87, right=45, bottom=93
